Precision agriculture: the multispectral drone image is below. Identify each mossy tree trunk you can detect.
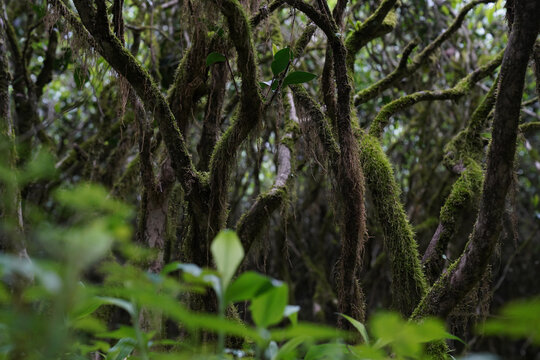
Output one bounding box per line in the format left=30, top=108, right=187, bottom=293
left=3, top=0, right=539, bottom=356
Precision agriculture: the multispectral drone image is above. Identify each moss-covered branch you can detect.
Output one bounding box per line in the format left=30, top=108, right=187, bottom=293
left=290, top=85, right=340, bottom=165
left=533, top=40, right=539, bottom=97
left=369, top=51, right=503, bottom=139
left=207, top=0, right=264, bottom=236
left=422, top=76, right=498, bottom=283
left=354, top=0, right=493, bottom=106
left=358, top=132, right=429, bottom=316
left=520, top=121, right=540, bottom=135
left=286, top=0, right=368, bottom=324
left=413, top=0, right=540, bottom=319
left=62, top=0, right=205, bottom=212
left=237, top=90, right=298, bottom=252
left=197, top=54, right=228, bottom=171
left=250, top=0, right=285, bottom=27
left=35, top=28, right=58, bottom=99
left=290, top=83, right=366, bottom=323
left=166, top=28, right=209, bottom=136
left=0, top=2, right=28, bottom=259
left=345, top=0, right=398, bottom=71
left=2, top=12, right=44, bottom=158
left=422, top=164, right=483, bottom=282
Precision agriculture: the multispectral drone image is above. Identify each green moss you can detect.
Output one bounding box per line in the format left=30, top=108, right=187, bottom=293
left=358, top=132, right=428, bottom=316
left=269, top=13, right=284, bottom=47
left=345, top=0, right=398, bottom=71
left=382, top=9, right=398, bottom=28
left=290, top=85, right=340, bottom=159
left=439, top=163, right=482, bottom=225
left=236, top=186, right=288, bottom=250
left=293, top=24, right=317, bottom=59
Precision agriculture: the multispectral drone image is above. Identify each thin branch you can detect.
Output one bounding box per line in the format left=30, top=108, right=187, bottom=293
left=250, top=0, right=285, bottom=27
left=237, top=90, right=298, bottom=252
left=369, top=50, right=503, bottom=138
left=413, top=0, right=540, bottom=320
left=54, top=0, right=205, bottom=209
left=345, top=0, right=398, bottom=71
left=354, top=0, right=494, bottom=106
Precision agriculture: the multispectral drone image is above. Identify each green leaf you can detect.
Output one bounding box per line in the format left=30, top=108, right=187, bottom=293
left=371, top=312, right=402, bottom=343
left=136, top=291, right=262, bottom=341
left=225, top=271, right=273, bottom=304
left=284, top=305, right=300, bottom=326
left=441, top=5, right=450, bottom=16
left=271, top=323, right=349, bottom=342
left=71, top=297, right=105, bottom=320
left=18, top=150, right=56, bottom=185
left=98, top=326, right=137, bottom=340
left=206, top=52, right=227, bottom=66
left=105, top=338, right=136, bottom=360
left=211, top=230, right=244, bottom=289
left=97, top=297, right=135, bottom=317
left=165, top=263, right=220, bottom=293
left=304, top=343, right=349, bottom=360
left=250, top=281, right=288, bottom=328
left=271, top=48, right=292, bottom=76
left=282, top=71, right=317, bottom=87
left=54, top=183, right=132, bottom=218
left=273, top=336, right=309, bottom=360
left=266, top=341, right=279, bottom=359
left=479, top=298, right=540, bottom=344
left=351, top=344, right=386, bottom=360
left=174, top=263, right=203, bottom=278
left=369, top=312, right=453, bottom=358
left=338, top=313, right=369, bottom=344
left=411, top=317, right=453, bottom=343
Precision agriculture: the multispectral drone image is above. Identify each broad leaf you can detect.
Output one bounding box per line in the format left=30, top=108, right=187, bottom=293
left=271, top=323, right=349, bottom=342
left=105, top=338, right=136, bottom=360
left=206, top=52, right=227, bottom=66
left=338, top=313, right=369, bottom=344
left=97, top=297, right=135, bottom=317
left=271, top=48, right=292, bottom=76
left=210, top=230, right=244, bottom=289
left=225, top=271, right=273, bottom=304
left=250, top=281, right=288, bottom=328
left=304, top=343, right=349, bottom=360
left=282, top=71, right=317, bottom=87
left=273, top=335, right=309, bottom=360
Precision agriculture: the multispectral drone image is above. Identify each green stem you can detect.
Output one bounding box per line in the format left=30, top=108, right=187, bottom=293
left=217, top=292, right=226, bottom=355
left=132, top=303, right=150, bottom=360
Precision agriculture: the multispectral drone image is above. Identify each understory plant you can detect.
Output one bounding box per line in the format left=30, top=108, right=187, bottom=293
left=0, top=180, right=508, bottom=360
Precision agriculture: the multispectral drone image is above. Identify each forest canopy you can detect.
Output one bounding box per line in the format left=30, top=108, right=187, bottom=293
left=0, top=0, right=539, bottom=359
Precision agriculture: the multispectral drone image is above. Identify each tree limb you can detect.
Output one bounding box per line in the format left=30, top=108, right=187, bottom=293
left=354, top=0, right=494, bottom=106
left=369, top=50, right=503, bottom=139
left=412, top=0, right=540, bottom=320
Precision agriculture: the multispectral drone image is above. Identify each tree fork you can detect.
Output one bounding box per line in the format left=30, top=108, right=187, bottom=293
left=412, top=0, right=540, bottom=320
